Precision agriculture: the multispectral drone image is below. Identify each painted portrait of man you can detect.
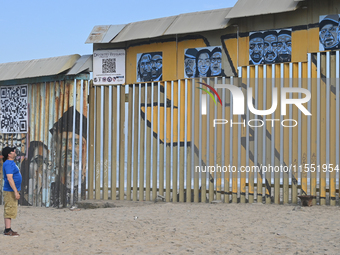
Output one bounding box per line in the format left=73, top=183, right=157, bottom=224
left=184, top=48, right=197, bottom=78
left=277, top=30, right=292, bottom=63
left=249, top=32, right=264, bottom=65
left=49, top=106, right=87, bottom=207
left=137, top=53, right=152, bottom=82
left=319, top=14, right=340, bottom=51
left=210, top=47, right=224, bottom=76
left=20, top=141, right=51, bottom=206
left=263, top=31, right=278, bottom=64
left=196, top=49, right=211, bottom=78
left=150, top=53, right=163, bottom=81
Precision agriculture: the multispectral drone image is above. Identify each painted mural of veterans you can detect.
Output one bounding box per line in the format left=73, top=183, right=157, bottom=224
left=184, top=48, right=197, bottom=78
left=249, top=32, right=264, bottom=65
left=319, top=14, right=340, bottom=50
left=137, top=52, right=163, bottom=82
left=150, top=53, right=163, bottom=81
left=137, top=53, right=152, bottom=82
left=210, top=47, right=225, bottom=76
left=20, top=141, right=51, bottom=206
left=277, top=30, right=292, bottom=63
left=49, top=106, right=87, bottom=207
left=196, top=49, right=211, bottom=78
left=184, top=46, right=224, bottom=78
left=263, top=31, right=278, bottom=64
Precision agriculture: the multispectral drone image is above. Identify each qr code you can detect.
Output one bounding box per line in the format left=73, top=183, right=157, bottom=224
left=102, top=58, right=116, bottom=73
left=0, top=85, right=28, bottom=133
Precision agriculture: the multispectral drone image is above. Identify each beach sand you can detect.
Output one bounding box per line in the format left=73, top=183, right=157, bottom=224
left=0, top=201, right=339, bottom=254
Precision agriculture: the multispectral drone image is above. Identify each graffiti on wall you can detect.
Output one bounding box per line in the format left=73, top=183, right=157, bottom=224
left=184, top=46, right=224, bottom=78
left=249, top=29, right=292, bottom=65
left=49, top=106, right=87, bottom=207
left=0, top=80, right=88, bottom=207
left=0, top=85, right=28, bottom=133
left=319, top=14, right=340, bottom=51
left=137, top=52, right=163, bottom=82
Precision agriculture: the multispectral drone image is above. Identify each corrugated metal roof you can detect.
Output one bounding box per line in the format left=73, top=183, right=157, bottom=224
left=86, top=8, right=233, bottom=44
left=164, top=8, right=232, bottom=35
left=67, top=54, right=93, bottom=75
left=111, top=16, right=177, bottom=43
left=225, top=0, right=301, bottom=19
left=85, top=24, right=127, bottom=43
left=0, top=54, right=80, bottom=82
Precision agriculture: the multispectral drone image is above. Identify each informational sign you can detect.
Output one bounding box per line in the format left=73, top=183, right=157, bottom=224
left=93, top=49, right=125, bottom=85
left=0, top=84, right=28, bottom=133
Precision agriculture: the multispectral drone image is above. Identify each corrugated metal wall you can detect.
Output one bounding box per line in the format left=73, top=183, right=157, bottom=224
left=0, top=79, right=88, bottom=207
left=88, top=51, right=340, bottom=205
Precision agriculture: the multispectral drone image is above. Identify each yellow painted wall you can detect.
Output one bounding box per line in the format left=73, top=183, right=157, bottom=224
left=308, top=27, right=321, bottom=53
left=292, top=30, right=308, bottom=62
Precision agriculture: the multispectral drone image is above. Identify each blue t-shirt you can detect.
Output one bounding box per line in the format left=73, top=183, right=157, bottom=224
left=3, top=160, right=22, bottom=192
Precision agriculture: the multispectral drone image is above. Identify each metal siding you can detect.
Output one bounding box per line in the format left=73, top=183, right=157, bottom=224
left=0, top=78, right=88, bottom=207
left=88, top=52, right=340, bottom=206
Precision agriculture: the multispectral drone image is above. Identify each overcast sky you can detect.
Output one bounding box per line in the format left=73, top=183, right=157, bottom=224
left=0, top=0, right=238, bottom=64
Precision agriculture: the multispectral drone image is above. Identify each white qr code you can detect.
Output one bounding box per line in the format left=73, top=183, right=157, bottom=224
left=0, top=85, right=28, bottom=133
left=102, top=58, right=116, bottom=73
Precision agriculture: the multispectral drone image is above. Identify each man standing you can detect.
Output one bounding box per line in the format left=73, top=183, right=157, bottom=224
left=2, top=146, right=22, bottom=236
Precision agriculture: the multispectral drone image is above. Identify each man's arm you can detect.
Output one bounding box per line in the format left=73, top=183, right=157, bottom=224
left=6, top=174, right=20, bottom=200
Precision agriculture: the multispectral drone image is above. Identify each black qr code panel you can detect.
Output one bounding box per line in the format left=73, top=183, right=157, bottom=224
left=0, top=85, right=28, bottom=133
left=102, top=58, right=116, bottom=73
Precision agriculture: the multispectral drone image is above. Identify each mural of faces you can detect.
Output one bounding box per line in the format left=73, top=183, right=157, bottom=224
left=197, top=50, right=211, bottom=77
left=137, top=52, right=162, bottom=82
left=249, top=29, right=292, bottom=65
left=184, top=46, right=224, bottom=78
left=151, top=54, right=163, bottom=81
left=263, top=32, right=278, bottom=63
left=319, top=14, right=340, bottom=51
left=277, top=31, right=292, bottom=62
left=249, top=33, right=264, bottom=65
left=184, top=48, right=197, bottom=78
left=210, top=49, right=222, bottom=76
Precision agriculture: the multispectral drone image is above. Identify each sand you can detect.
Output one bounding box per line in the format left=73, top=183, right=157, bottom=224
left=0, top=201, right=339, bottom=254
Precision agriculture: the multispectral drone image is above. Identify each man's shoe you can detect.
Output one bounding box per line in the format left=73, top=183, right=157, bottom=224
left=4, top=229, right=19, bottom=237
